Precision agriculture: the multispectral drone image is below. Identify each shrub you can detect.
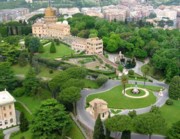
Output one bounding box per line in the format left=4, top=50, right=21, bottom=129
left=128, top=70, right=134, bottom=75
left=128, top=110, right=137, bottom=118
left=118, top=64, right=123, bottom=72
left=166, top=99, right=173, bottom=105
left=96, top=74, right=108, bottom=86
left=49, top=69, right=53, bottom=74
left=150, top=105, right=161, bottom=114
left=50, top=41, right=56, bottom=53
left=13, top=87, right=25, bottom=97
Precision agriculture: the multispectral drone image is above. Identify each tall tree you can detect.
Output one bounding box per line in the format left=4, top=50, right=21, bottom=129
left=142, top=65, right=149, bottom=86
left=105, top=115, right=132, bottom=138
left=167, top=121, right=180, bottom=139
left=18, top=51, right=28, bottom=67
left=23, top=68, right=39, bottom=96
left=93, top=115, right=105, bottom=139
left=169, top=76, right=180, bottom=100
left=134, top=113, right=166, bottom=139
left=20, top=112, right=29, bottom=132
left=0, top=62, right=15, bottom=90
left=58, top=87, right=81, bottom=114
left=50, top=41, right=56, bottom=53
left=121, top=74, right=128, bottom=95
left=31, top=99, right=71, bottom=139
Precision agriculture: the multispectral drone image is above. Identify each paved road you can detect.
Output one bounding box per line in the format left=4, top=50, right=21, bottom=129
left=3, top=126, right=19, bottom=139
left=76, top=79, right=168, bottom=138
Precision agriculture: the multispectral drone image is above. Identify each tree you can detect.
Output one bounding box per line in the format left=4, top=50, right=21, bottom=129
left=134, top=113, right=166, bottom=139
left=65, top=67, right=87, bottom=79
left=61, top=79, right=84, bottom=89
left=167, top=121, right=180, bottom=139
left=121, top=74, right=128, bottom=95
left=105, top=115, right=132, bottom=138
left=26, top=37, right=40, bottom=53
left=23, top=68, right=39, bottom=96
left=150, top=105, right=161, bottom=115
left=50, top=41, right=56, bottom=53
left=58, top=87, right=81, bottom=114
left=169, top=76, right=180, bottom=100
left=31, top=99, right=71, bottom=139
left=38, top=44, right=44, bottom=53
left=96, top=74, right=108, bottom=86
left=142, top=65, right=150, bottom=86
left=0, top=62, right=15, bottom=90
left=18, top=51, right=28, bottom=67
left=93, top=115, right=105, bottom=139
left=20, top=112, right=29, bottom=132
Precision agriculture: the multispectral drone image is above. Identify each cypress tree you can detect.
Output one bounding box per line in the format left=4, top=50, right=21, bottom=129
left=38, top=44, right=44, bottom=53
left=20, top=112, right=29, bottom=132
left=93, top=115, right=105, bottom=139
left=50, top=41, right=56, bottom=53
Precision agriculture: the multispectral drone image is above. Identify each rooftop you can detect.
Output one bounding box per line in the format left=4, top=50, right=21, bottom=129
left=0, top=89, right=16, bottom=106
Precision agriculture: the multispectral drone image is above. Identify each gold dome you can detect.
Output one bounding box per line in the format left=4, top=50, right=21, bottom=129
left=45, top=7, right=55, bottom=17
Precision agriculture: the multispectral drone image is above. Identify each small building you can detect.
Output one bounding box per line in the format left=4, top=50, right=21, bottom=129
left=0, top=89, right=17, bottom=129
left=71, top=37, right=103, bottom=55
left=86, top=98, right=109, bottom=120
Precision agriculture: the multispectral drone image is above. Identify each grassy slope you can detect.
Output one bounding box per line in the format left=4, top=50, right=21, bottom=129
left=160, top=100, right=180, bottom=128
left=39, top=43, right=74, bottom=59
left=87, top=85, right=162, bottom=109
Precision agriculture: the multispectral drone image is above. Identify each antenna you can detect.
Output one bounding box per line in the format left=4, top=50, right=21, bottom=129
left=48, top=0, right=51, bottom=7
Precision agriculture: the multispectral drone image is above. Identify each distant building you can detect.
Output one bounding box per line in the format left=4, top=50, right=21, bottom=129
left=59, top=8, right=80, bottom=16
left=86, top=98, right=109, bottom=120
left=32, top=6, right=70, bottom=39
left=154, top=9, right=177, bottom=20
left=72, top=37, right=103, bottom=55
left=0, top=89, right=17, bottom=129
left=0, top=8, right=29, bottom=22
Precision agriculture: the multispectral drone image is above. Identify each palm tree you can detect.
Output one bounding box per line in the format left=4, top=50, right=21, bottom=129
left=142, top=65, right=149, bottom=86
left=121, top=74, right=128, bottom=95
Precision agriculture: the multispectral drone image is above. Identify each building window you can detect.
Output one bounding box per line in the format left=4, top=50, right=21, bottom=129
left=3, top=107, right=5, bottom=110
left=10, top=119, right=13, bottom=123
left=9, top=105, right=11, bottom=109
left=4, top=114, right=6, bottom=117
left=0, top=121, right=2, bottom=126
left=5, top=120, right=8, bottom=125
left=10, top=112, right=12, bottom=115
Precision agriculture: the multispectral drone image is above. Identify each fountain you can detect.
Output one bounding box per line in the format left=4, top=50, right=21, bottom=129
left=132, top=78, right=139, bottom=94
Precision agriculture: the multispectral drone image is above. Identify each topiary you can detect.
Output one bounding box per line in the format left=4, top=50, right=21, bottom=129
left=166, top=99, right=173, bottom=105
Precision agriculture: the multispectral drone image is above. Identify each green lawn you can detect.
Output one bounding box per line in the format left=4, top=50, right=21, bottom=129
left=39, top=43, right=74, bottom=59
left=11, top=129, right=33, bottom=139
left=160, top=100, right=180, bottom=128
left=12, top=64, right=60, bottom=78
left=12, top=65, right=30, bottom=75
left=86, top=85, right=161, bottom=109
left=69, top=119, right=85, bottom=139
left=82, top=79, right=100, bottom=89
left=15, top=96, right=41, bottom=113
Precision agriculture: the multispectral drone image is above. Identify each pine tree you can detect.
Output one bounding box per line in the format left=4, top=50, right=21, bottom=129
left=20, top=112, right=29, bottom=132
left=93, top=115, right=105, bottom=139
left=38, top=44, right=44, bottom=53
left=50, top=41, right=56, bottom=53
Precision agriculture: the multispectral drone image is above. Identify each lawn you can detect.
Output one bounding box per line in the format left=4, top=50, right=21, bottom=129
left=82, top=79, right=100, bottom=89
left=86, top=85, right=162, bottom=109
left=15, top=96, right=41, bottom=113
left=12, top=64, right=60, bottom=78
left=160, top=100, right=180, bottom=128
left=11, top=130, right=32, bottom=139
left=39, top=43, right=74, bottom=59
left=69, top=119, right=85, bottom=139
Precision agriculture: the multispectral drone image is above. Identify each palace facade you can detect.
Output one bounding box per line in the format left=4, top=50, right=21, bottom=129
left=32, top=6, right=70, bottom=39
left=0, top=89, right=17, bottom=129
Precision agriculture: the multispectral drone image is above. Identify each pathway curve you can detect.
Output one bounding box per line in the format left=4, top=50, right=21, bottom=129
left=76, top=80, right=168, bottom=138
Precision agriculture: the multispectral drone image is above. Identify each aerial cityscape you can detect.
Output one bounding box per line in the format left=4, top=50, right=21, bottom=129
left=0, top=0, right=179, bottom=139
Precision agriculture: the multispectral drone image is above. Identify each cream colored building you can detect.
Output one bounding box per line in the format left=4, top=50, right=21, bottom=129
left=32, top=6, right=70, bottom=39
left=86, top=98, right=109, bottom=120
left=72, top=37, right=103, bottom=55
left=0, top=89, right=16, bottom=129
